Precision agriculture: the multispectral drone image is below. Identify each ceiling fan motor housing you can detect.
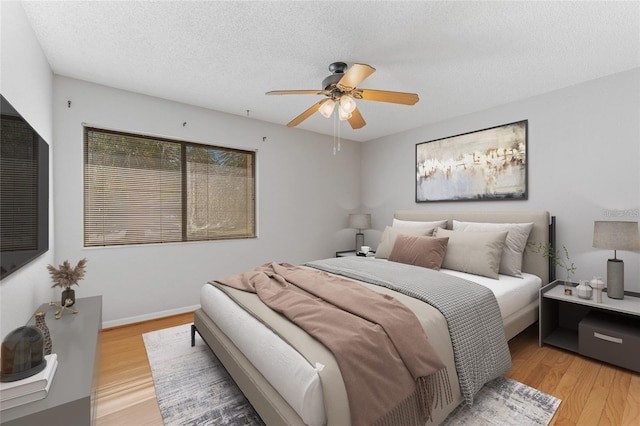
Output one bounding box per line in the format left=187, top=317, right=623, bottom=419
left=322, top=62, right=348, bottom=90
left=322, top=74, right=343, bottom=91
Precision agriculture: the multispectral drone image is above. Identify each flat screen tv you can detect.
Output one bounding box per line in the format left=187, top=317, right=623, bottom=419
left=1, top=94, right=49, bottom=280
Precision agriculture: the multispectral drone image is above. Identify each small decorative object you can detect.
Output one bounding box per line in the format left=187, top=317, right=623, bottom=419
left=48, top=299, right=79, bottom=319
left=34, top=312, right=52, bottom=355
left=47, top=258, right=87, bottom=307
left=529, top=242, right=576, bottom=295
left=0, top=326, right=45, bottom=382
left=592, top=221, right=640, bottom=300
left=576, top=280, right=593, bottom=300
left=563, top=281, right=573, bottom=296
left=590, top=276, right=605, bottom=303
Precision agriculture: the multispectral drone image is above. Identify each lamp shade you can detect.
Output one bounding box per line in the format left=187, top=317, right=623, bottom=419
left=318, top=99, right=335, bottom=118
left=593, top=221, right=640, bottom=251
left=339, top=95, right=357, bottom=114
left=348, top=213, right=371, bottom=230
left=338, top=107, right=352, bottom=121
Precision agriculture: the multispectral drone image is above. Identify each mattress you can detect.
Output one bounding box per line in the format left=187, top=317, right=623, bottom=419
left=439, top=268, right=541, bottom=320
left=200, top=266, right=539, bottom=426
left=200, top=283, right=327, bottom=426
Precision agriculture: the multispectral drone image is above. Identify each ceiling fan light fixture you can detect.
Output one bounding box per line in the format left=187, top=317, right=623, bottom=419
left=318, top=99, right=335, bottom=118
left=339, top=95, right=357, bottom=114
left=338, top=107, right=352, bottom=121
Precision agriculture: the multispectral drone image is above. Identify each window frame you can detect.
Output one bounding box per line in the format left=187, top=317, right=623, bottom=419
left=83, top=126, right=256, bottom=247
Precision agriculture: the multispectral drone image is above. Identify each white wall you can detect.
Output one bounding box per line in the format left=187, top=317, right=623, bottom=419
left=0, top=1, right=56, bottom=339
left=53, top=76, right=361, bottom=326
left=4, top=0, right=638, bottom=332
left=362, top=68, right=640, bottom=291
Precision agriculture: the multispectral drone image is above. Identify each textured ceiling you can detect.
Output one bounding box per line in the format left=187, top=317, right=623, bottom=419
left=20, top=1, right=640, bottom=142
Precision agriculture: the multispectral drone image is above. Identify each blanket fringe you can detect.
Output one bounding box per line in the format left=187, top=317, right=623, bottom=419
left=373, top=368, right=452, bottom=426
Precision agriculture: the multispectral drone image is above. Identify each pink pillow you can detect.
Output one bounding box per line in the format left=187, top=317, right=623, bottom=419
left=388, top=235, right=449, bottom=270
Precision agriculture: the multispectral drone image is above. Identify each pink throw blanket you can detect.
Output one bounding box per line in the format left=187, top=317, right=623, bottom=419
left=216, top=262, right=452, bottom=426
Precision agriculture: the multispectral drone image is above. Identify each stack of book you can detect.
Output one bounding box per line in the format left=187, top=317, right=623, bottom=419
left=0, top=354, right=58, bottom=411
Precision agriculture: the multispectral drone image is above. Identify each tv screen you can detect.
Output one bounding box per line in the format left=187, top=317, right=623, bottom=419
left=1, top=95, right=49, bottom=280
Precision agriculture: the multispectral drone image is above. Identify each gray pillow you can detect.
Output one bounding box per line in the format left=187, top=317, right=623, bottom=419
left=435, top=228, right=508, bottom=279
left=452, top=220, right=534, bottom=278
left=375, top=226, right=435, bottom=259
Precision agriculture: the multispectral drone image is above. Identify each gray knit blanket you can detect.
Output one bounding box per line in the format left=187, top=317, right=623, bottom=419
left=306, top=257, right=512, bottom=405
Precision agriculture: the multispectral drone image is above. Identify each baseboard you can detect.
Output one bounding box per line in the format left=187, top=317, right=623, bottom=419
left=102, top=304, right=201, bottom=329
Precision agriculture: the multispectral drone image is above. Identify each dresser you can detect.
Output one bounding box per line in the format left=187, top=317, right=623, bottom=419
left=2, top=296, right=102, bottom=426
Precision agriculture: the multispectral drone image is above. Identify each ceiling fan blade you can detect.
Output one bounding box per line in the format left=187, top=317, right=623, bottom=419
left=266, top=90, right=326, bottom=96
left=286, top=100, right=324, bottom=127
left=337, top=64, right=376, bottom=90
left=357, top=89, right=419, bottom=105
left=348, top=107, right=366, bottom=129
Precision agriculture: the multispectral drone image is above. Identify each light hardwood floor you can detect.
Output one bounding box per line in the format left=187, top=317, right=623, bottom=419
left=96, top=313, right=640, bottom=425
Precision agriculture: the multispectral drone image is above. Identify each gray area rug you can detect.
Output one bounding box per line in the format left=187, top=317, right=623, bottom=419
left=143, top=324, right=263, bottom=425
left=144, top=324, right=561, bottom=425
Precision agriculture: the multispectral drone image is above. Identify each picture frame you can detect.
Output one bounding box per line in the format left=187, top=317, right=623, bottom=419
left=416, top=120, right=528, bottom=202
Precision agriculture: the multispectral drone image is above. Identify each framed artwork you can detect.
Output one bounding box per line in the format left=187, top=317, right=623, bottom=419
left=416, top=120, right=527, bottom=202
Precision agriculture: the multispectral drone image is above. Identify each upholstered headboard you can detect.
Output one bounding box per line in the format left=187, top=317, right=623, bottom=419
left=394, top=210, right=554, bottom=285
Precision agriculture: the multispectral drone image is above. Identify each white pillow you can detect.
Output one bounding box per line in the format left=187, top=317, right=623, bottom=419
left=452, top=220, right=534, bottom=278
left=435, top=228, right=508, bottom=279
left=392, top=218, right=448, bottom=229
left=375, top=226, right=435, bottom=259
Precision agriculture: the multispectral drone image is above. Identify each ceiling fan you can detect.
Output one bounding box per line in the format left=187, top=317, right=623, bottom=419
left=266, top=62, right=419, bottom=130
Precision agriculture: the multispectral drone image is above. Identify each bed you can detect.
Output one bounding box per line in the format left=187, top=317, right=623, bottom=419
left=192, top=210, right=555, bottom=426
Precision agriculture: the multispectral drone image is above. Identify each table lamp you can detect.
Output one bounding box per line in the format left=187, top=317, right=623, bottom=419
left=592, top=221, right=640, bottom=299
left=348, top=213, right=371, bottom=252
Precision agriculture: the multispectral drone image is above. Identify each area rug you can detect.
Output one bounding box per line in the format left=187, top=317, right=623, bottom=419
left=144, top=324, right=561, bottom=426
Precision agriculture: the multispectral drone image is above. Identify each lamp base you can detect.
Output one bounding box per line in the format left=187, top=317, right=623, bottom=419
left=606, top=259, right=624, bottom=299
left=355, top=232, right=364, bottom=252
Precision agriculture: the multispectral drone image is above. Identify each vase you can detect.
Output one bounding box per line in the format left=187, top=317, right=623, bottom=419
left=61, top=288, right=75, bottom=307
left=590, top=276, right=605, bottom=303
left=576, top=280, right=593, bottom=300
left=563, top=274, right=574, bottom=296
left=34, top=311, right=52, bottom=355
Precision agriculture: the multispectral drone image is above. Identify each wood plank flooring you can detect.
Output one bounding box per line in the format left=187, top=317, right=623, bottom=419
left=96, top=313, right=194, bottom=426
left=96, top=314, right=640, bottom=425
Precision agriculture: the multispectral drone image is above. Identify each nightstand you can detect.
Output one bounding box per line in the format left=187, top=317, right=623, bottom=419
left=335, top=250, right=375, bottom=258
left=539, top=280, right=640, bottom=372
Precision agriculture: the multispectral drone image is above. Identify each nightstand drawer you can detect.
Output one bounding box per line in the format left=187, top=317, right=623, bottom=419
left=579, top=311, right=640, bottom=373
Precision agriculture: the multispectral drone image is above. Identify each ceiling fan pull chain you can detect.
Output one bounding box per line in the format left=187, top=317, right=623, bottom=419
left=333, top=114, right=339, bottom=155
left=337, top=115, right=341, bottom=152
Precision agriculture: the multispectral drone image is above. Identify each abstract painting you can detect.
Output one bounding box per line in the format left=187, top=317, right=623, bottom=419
left=416, top=120, right=528, bottom=202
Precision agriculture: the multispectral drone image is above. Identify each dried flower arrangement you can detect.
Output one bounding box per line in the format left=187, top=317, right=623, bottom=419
left=47, top=258, right=88, bottom=289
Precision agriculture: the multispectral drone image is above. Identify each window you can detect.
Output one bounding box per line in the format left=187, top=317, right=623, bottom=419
left=84, top=127, right=255, bottom=247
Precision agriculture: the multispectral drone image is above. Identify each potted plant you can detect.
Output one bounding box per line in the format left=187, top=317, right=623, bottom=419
left=530, top=242, right=576, bottom=295
left=47, top=258, right=88, bottom=306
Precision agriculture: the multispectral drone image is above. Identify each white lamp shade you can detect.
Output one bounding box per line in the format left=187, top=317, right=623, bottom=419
left=348, top=213, right=371, bottom=230
left=318, top=99, right=335, bottom=118
left=593, top=221, right=640, bottom=251
left=339, top=95, right=357, bottom=114
left=338, top=106, right=352, bottom=121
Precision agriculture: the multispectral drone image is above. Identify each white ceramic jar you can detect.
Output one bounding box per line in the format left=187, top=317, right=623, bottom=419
left=576, top=280, right=593, bottom=300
